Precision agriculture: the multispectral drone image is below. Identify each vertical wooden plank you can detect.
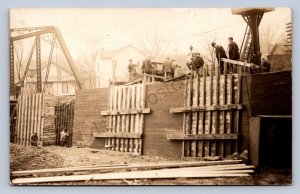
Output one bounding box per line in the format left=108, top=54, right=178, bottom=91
left=185, top=75, right=193, bottom=157
left=130, top=85, right=136, bottom=153
left=16, top=95, right=22, bottom=144
left=225, top=74, right=233, bottom=156
left=235, top=73, right=242, bottom=153
left=139, top=83, right=146, bottom=155
left=22, top=95, right=28, bottom=145
left=197, top=73, right=204, bottom=158
left=215, top=70, right=223, bottom=158
left=204, top=70, right=211, bottom=157
left=20, top=95, right=27, bottom=145
left=125, top=86, right=131, bottom=152
left=36, top=94, right=41, bottom=144
left=30, top=94, right=36, bottom=145
left=182, top=77, right=187, bottom=158
left=20, top=95, right=26, bottom=145
left=191, top=72, right=198, bottom=157
left=219, top=75, right=226, bottom=158
left=112, top=86, right=118, bottom=150
left=27, top=95, right=34, bottom=146
left=108, top=86, right=114, bottom=149
left=39, top=94, right=44, bottom=146
left=33, top=94, right=39, bottom=139
left=134, top=84, right=141, bottom=154
left=211, top=73, right=217, bottom=157
left=116, top=87, right=122, bottom=151
left=121, top=87, right=127, bottom=152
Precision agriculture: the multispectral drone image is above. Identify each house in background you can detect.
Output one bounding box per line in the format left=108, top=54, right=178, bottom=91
left=94, top=44, right=146, bottom=88
left=268, top=43, right=292, bottom=72
left=24, top=62, right=77, bottom=96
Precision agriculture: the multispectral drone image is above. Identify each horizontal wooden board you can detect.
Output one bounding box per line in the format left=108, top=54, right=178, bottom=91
left=100, top=108, right=151, bottom=115
left=166, top=133, right=238, bottom=140
left=93, top=132, right=142, bottom=139
left=170, top=104, right=243, bottom=113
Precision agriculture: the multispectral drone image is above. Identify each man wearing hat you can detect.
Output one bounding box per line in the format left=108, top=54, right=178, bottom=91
left=211, top=42, right=227, bottom=74
left=228, top=37, right=240, bottom=60
left=191, top=52, right=204, bottom=72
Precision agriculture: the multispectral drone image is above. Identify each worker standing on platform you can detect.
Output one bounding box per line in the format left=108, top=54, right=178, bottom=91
left=162, top=57, right=173, bottom=80
left=128, top=59, right=138, bottom=80
left=211, top=42, right=227, bottom=74
left=191, top=52, right=204, bottom=73
left=142, top=55, right=153, bottom=74
left=228, top=37, right=240, bottom=73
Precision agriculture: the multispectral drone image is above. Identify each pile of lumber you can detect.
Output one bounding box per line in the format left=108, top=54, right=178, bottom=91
left=11, top=160, right=255, bottom=185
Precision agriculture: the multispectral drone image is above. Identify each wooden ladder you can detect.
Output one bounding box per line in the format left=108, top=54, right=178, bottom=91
left=240, top=25, right=253, bottom=62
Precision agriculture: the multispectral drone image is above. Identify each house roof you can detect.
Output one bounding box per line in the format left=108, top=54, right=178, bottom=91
left=100, top=44, right=145, bottom=59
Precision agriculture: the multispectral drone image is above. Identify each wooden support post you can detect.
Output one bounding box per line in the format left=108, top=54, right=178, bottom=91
left=134, top=85, right=141, bottom=154
left=130, top=85, right=136, bottom=153
left=191, top=72, right=198, bottom=157
left=197, top=73, right=204, bottom=158
left=225, top=74, right=234, bottom=157
left=182, top=78, right=188, bottom=158
left=203, top=69, right=210, bottom=157
left=139, top=84, right=146, bottom=155
left=120, top=87, right=126, bottom=152
left=112, top=87, right=118, bottom=150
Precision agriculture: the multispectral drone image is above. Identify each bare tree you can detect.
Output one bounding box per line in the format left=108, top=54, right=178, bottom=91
left=139, top=31, right=168, bottom=56
left=78, top=42, right=99, bottom=88
left=260, top=24, right=283, bottom=56
left=199, top=33, right=217, bottom=65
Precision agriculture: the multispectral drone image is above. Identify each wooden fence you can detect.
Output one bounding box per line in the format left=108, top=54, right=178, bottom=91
left=98, top=84, right=150, bottom=155
left=14, top=93, right=44, bottom=146
left=168, top=63, right=243, bottom=159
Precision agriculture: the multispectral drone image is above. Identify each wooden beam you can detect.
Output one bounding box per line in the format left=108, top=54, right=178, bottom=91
left=12, top=160, right=244, bottom=178
left=221, top=58, right=259, bottom=68
left=166, top=133, right=238, bottom=140
left=12, top=165, right=254, bottom=184
left=93, top=132, right=141, bottom=139
left=101, top=108, right=151, bottom=116
left=170, top=104, right=243, bottom=113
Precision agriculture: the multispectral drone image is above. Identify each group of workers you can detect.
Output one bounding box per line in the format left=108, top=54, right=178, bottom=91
left=128, top=36, right=241, bottom=81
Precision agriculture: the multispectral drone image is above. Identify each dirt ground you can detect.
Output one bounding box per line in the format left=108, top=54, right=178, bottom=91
left=10, top=144, right=292, bottom=185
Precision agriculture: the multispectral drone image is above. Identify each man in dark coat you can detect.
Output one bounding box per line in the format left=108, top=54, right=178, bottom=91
left=162, top=57, right=173, bottom=80
left=228, top=37, right=240, bottom=60
left=142, top=55, right=153, bottom=74
left=211, top=42, right=227, bottom=74
left=228, top=37, right=240, bottom=73
left=191, top=52, right=204, bottom=72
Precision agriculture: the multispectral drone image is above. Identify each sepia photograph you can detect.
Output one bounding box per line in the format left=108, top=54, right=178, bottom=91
left=9, top=8, right=292, bottom=185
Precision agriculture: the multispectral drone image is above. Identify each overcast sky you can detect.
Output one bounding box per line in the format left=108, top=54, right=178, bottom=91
left=10, top=8, right=291, bottom=59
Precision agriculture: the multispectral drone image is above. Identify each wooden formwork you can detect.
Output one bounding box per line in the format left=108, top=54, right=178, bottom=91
left=168, top=62, right=245, bottom=159
left=12, top=90, right=75, bottom=146
left=98, top=83, right=150, bottom=155
left=14, top=93, right=44, bottom=146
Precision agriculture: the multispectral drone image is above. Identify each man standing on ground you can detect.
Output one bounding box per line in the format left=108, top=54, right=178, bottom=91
left=211, top=42, right=227, bottom=74
left=60, top=129, right=68, bottom=147
left=31, top=132, right=38, bottom=146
